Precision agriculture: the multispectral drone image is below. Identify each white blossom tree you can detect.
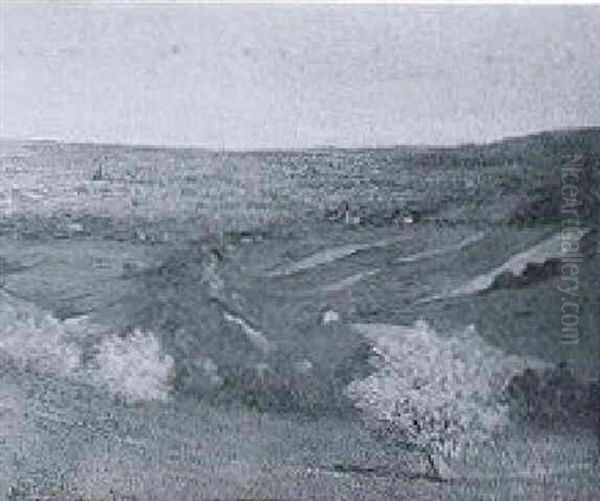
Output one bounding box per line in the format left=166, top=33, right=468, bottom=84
left=346, top=320, right=545, bottom=479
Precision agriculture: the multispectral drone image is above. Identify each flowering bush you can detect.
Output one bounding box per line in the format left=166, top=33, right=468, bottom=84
left=346, top=320, right=546, bottom=479
left=94, top=329, right=175, bottom=403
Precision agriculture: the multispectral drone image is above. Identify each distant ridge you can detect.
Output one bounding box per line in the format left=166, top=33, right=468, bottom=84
left=2, top=126, right=599, bottom=154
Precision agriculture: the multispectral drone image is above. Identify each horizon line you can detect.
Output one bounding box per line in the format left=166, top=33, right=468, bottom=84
left=1, top=125, right=599, bottom=154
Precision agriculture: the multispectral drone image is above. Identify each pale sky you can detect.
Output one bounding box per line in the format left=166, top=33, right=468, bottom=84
left=1, top=4, right=599, bottom=149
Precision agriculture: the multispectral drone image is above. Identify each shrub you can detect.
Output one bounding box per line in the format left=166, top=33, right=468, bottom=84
left=345, top=320, right=546, bottom=479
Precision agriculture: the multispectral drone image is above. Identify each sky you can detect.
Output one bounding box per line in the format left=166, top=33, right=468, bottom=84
left=1, top=4, right=599, bottom=149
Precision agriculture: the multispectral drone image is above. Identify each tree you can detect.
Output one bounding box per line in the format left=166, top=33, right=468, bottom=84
left=345, top=320, right=546, bottom=480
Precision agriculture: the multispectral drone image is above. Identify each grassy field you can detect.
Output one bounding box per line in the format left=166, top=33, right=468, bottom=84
left=2, top=364, right=598, bottom=500
left=2, top=129, right=599, bottom=499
